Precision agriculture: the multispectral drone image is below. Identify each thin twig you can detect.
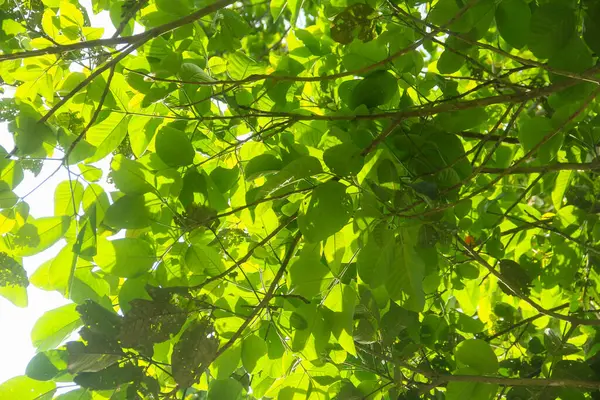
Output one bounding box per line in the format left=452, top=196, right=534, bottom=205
left=459, top=235, right=600, bottom=326
left=211, top=232, right=302, bottom=360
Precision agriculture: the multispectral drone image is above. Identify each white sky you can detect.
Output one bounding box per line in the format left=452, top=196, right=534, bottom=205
left=0, top=1, right=117, bottom=383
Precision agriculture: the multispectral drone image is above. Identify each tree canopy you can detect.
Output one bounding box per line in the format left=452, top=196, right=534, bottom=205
left=2, top=0, right=600, bottom=398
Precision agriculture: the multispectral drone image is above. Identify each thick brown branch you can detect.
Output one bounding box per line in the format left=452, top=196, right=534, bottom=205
left=40, top=43, right=139, bottom=124
left=0, top=0, right=235, bottom=62
left=124, top=0, right=478, bottom=88
left=360, top=345, right=600, bottom=389
left=439, top=374, right=600, bottom=390
left=480, top=161, right=600, bottom=174
left=100, top=74, right=584, bottom=127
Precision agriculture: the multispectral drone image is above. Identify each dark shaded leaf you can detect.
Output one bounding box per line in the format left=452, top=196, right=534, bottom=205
left=172, top=319, right=219, bottom=387
left=73, top=363, right=143, bottom=391
left=119, top=298, right=187, bottom=353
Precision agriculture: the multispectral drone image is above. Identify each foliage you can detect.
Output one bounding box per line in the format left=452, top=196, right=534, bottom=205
left=1, top=0, right=600, bottom=399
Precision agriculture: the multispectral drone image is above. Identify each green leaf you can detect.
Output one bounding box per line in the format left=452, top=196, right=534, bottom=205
left=66, top=342, right=122, bottom=375
left=211, top=343, right=241, bottom=379
left=242, top=334, right=268, bottom=373
left=0, top=284, right=28, bottom=307
left=54, top=180, right=84, bottom=216
left=0, top=186, right=18, bottom=208
left=155, top=126, right=195, bottom=167
left=446, top=369, right=498, bottom=400
left=385, top=234, right=425, bottom=312
left=0, top=252, right=28, bottom=294
left=288, top=245, right=332, bottom=299
left=103, top=195, right=152, bottom=229
left=286, top=0, right=302, bottom=26
left=349, top=70, right=398, bottom=109
left=207, top=378, right=243, bottom=400
left=548, top=36, right=594, bottom=83
left=53, top=389, right=92, bottom=400
left=0, top=376, right=55, bottom=400
left=0, top=159, right=24, bottom=189
left=584, top=4, right=600, bottom=55
left=552, top=170, right=572, bottom=211
left=244, top=154, right=283, bottom=180
left=454, top=312, right=485, bottom=334
left=73, top=363, right=143, bottom=390
left=436, top=108, right=488, bottom=132
left=495, top=0, right=530, bottom=49
left=31, top=304, right=82, bottom=351
left=184, top=244, right=225, bottom=276
left=14, top=116, right=50, bottom=155
left=94, top=238, right=155, bottom=278
left=210, top=166, right=239, bottom=193
left=357, top=234, right=394, bottom=288
left=119, top=298, right=185, bottom=351
left=180, top=63, right=214, bottom=83
left=42, top=0, right=60, bottom=7
left=324, top=284, right=357, bottom=355
left=437, top=50, right=465, bottom=74
left=12, top=217, right=71, bottom=257
left=129, top=115, right=160, bottom=157
left=330, top=3, right=376, bottom=45
left=298, top=181, right=352, bottom=243
left=76, top=299, right=122, bottom=338
left=270, top=0, right=285, bottom=18
left=45, top=244, right=77, bottom=296
left=527, top=3, right=575, bottom=59
left=323, top=143, right=364, bottom=176
left=77, top=164, right=102, bottom=182
left=454, top=339, right=498, bottom=374
left=172, top=319, right=219, bottom=388
left=517, top=116, right=563, bottom=164
left=109, top=155, right=154, bottom=195
left=25, top=350, right=68, bottom=381
left=86, top=112, right=130, bottom=163
left=429, top=0, right=473, bottom=32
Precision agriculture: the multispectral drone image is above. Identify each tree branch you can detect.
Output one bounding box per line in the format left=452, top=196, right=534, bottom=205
left=392, top=6, right=600, bottom=85
left=498, top=212, right=600, bottom=256
left=184, top=214, right=298, bottom=291
left=360, top=344, right=600, bottom=389
left=0, top=0, right=235, bottom=62
left=439, top=374, right=600, bottom=390
left=211, top=232, right=302, bottom=360
left=457, top=131, right=520, bottom=144
left=112, top=0, right=145, bottom=39
left=486, top=303, right=569, bottom=341
left=39, top=42, right=139, bottom=124
left=395, top=87, right=600, bottom=219
left=65, top=65, right=116, bottom=161
left=480, top=160, right=600, bottom=174
left=458, top=235, right=600, bottom=325
left=366, top=79, right=590, bottom=151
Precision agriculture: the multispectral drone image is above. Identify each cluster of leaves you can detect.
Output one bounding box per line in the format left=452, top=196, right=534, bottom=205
left=2, top=0, right=600, bottom=399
